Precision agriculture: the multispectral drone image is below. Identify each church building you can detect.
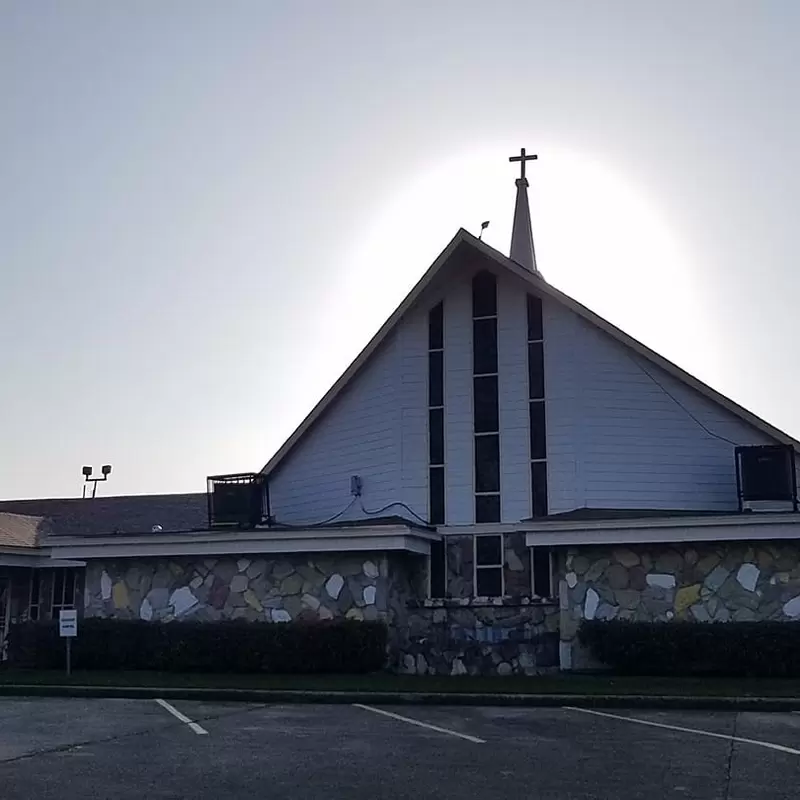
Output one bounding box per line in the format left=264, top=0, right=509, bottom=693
left=2, top=150, right=800, bottom=674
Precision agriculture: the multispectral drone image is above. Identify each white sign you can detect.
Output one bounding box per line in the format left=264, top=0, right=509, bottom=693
left=59, top=609, right=78, bottom=638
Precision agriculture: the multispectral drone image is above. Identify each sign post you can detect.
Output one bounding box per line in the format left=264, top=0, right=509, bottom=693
left=59, top=609, right=78, bottom=677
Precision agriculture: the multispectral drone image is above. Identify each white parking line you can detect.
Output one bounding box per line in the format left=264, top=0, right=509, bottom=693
left=565, top=706, right=800, bottom=757
left=353, top=703, right=485, bottom=743
left=154, top=698, right=208, bottom=735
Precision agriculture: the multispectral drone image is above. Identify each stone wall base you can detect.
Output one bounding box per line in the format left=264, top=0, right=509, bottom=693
left=394, top=598, right=559, bottom=676
left=560, top=540, right=800, bottom=670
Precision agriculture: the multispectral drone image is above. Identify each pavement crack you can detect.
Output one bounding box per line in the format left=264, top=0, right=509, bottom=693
left=722, top=712, right=738, bottom=800
left=0, top=719, right=193, bottom=767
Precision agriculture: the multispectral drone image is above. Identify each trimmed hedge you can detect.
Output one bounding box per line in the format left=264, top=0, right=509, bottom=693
left=578, top=620, right=800, bottom=677
left=7, top=618, right=388, bottom=674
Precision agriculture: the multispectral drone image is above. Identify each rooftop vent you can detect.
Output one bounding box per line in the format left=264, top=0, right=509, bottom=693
left=735, top=445, right=797, bottom=512
left=207, top=473, right=270, bottom=528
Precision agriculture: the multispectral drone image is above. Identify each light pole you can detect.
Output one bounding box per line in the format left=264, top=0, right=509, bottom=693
left=81, top=465, right=112, bottom=498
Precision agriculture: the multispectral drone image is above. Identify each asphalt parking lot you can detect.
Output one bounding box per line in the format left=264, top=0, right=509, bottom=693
left=1, top=698, right=800, bottom=799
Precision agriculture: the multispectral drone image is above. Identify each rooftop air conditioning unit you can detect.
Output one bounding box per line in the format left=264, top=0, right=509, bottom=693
left=735, top=444, right=797, bottom=513
left=207, top=473, right=269, bottom=528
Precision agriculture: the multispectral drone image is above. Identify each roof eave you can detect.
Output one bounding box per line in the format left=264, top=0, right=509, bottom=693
left=261, top=228, right=475, bottom=476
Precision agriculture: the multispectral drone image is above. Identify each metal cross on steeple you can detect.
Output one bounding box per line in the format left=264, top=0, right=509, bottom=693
left=508, top=147, right=540, bottom=274
left=509, top=147, right=538, bottom=181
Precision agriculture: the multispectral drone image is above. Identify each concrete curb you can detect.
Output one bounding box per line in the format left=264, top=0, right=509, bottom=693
left=1, top=684, right=800, bottom=710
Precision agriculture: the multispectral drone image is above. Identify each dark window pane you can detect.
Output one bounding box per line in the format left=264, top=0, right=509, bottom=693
left=430, top=540, right=446, bottom=598
left=528, top=341, right=544, bottom=400
left=475, top=494, right=501, bottom=523
left=428, top=302, right=443, bottom=350
left=473, top=318, right=498, bottom=375
left=476, top=566, right=502, bottom=596
left=428, top=350, right=443, bottom=407
left=53, top=569, right=64, bottom=607
left=475, top=434, right=500, bottom=493
left=64, top=570, right=76, bottom=606
left=530, top=401, right=546, bottom=460
left=429, top=408, right=444, bottom=465
left=30, top=571, right=40, bottom=603
left=474, top=376, right=499, bottom=433
left=429, top=466, right=445, bottom=525
left=527, top=294, right=543, bottom=341
left=532, top=547, right=553, bottom=597
left=472, top=271, right=497, bottom=317
left=475, top=534, right=502, bottom=565
left=531, top=461, right=549, bottom=518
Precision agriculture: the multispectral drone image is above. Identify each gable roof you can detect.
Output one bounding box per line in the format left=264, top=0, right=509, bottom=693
left=0, top=493, right=208, bottom=537
left=262, top=229, right=800, bottom=476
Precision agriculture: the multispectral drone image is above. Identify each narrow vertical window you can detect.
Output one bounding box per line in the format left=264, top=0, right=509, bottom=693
left=528, top=293, right=548, bottom=518
left=28, top=570, right=40, bottom=622
left=475, top=534, right=504, bottom=597
left=473, top=271, right=501, bottom=523
left=430, top=540, right=446, bottom=598
left=532, top=547, right=554, bottom=598
left=428, top=302, right=446, bottom=596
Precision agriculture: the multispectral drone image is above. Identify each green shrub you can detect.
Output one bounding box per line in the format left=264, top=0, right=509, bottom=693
left=578, top=620, right=800, bottom=677
left=7, top=618, right=388, bottom=673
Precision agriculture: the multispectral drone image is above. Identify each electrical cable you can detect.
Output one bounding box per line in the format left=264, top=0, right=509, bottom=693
left=628, top=354, right=741, bottom=447
left=269, top=496, right=359, bottom=529
left=358, top=498, right=432, bottom=527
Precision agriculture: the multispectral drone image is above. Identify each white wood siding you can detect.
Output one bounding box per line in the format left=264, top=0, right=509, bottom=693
left=543, top=299, right=776, bottom=513
left=269, top=313, right=429, bottom=524
left=497, top=277, right=531, bottom=522
left=443, top=275, right=474, bottom=524
left=269, top=264, right=782, bottom=527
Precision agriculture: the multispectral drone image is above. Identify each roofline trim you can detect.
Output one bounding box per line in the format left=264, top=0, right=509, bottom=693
left=261, top=228, right=800, bottom=478
left=261, top=230, right=473, bottom=475
left=46, top=524, right=438, bottom=560
left=525, top=513, right=800, bottom=547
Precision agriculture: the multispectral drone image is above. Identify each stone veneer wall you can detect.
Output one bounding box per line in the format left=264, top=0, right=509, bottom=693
left=396, top=598, right=559, bottom=676
left=561, top=541, right=800, bottom=669
left=84, top=554, right=401, bottom=624
left=395, top=533, right=556, bottom=675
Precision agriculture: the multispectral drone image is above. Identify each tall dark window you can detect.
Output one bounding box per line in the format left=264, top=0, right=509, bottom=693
left=532, top=546, right=554, bottom=598
left=28, top=570, right=40, bottom=621
left=528, top=294, right=548, bottom=518
left=51, top=568, right=79, bottom=614
left=473, top=271, right=501, bottom=523
left=475, top=534, right=504, bottom=596
left=428, top=302, right=446, bottom=596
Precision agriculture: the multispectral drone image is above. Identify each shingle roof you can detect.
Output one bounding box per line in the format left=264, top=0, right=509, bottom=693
left=0, top=512, right=47, bottom=548
left=0, top=494, right=208, bottom=537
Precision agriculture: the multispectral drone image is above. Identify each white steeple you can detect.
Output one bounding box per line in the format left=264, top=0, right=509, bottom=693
left=508, top=148, right=539, bottom=274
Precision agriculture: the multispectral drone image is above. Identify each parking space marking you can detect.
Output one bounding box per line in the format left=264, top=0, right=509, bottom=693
left=154, top=699, right=208, bottom=735
left=353, top=704, right=486, bottom=743
left=565, top=707, right=800, bottom=757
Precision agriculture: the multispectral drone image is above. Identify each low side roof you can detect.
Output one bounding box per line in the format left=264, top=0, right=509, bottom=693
left=262, top=228, right=800, bottom=477
left=0, top=512, right=46, bottom=548
left=0, top=493, right=208, bottom=537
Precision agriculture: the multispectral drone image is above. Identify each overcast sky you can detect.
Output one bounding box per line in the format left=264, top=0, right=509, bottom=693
left=2, top=1, right=799, bottom=499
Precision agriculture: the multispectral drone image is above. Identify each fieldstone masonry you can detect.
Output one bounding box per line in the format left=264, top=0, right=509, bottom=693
left=83, top=537, right=800, bottom=675
left=561, top=541, right=800, bottom=669
left=398, top=598, right=559, bottom=676
left=393, top=533, right=557, bottom=675
left=85, top=554, right=392, bottom=624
